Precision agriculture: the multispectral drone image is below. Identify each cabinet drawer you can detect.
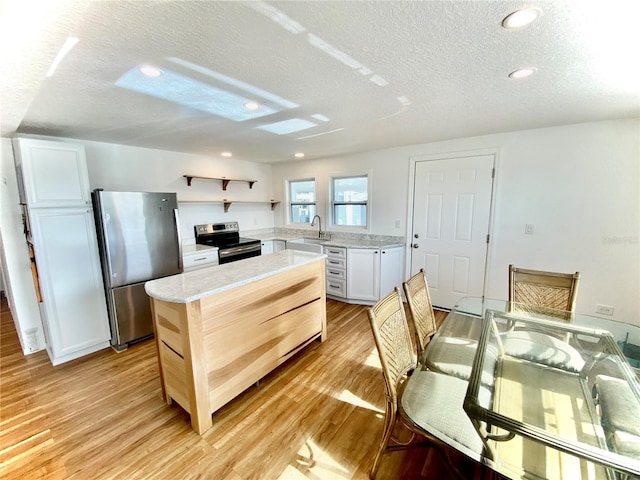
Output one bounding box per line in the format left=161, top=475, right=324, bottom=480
left=325, top=246, right=346, bottom=259
left=326, top=267, right=346, bottom=280
left=183, top=251, right=219, bottom=271
left=326, top=278, right=346, bottom=298
left=326, top=257, right=346, bottom=269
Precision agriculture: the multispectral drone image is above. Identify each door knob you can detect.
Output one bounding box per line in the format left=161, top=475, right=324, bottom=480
left=414, top=233, right=419, bottom=238
left=412, top=244, right=419, bottom=249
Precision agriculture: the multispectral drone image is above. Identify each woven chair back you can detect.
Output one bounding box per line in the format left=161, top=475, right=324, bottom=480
left=403, top=269, right=437, bottom=358
left=508, top=264, right=580, bottom=319
left=367, top=287, right=417, bottom=401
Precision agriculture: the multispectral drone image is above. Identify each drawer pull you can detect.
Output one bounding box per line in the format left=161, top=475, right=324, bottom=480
left=329, top=270, right=340, bottom=275
left=329, top=284, right=340, bottom=289
left=329, top=260, right=339, bottom=264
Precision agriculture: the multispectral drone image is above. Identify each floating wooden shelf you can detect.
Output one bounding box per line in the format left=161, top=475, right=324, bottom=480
left=178, top=199, right=280, bottom=212
left=183, top=175, right=257, bottom=190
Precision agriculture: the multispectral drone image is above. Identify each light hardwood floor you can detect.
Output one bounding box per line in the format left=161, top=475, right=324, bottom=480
left=1, top=297, right=477, bottom=479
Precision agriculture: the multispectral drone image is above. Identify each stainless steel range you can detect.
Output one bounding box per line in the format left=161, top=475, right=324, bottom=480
left=194, top=222, right=261, bottom=264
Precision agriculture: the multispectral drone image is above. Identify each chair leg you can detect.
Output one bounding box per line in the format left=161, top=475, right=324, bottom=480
left=370, top=401, right=396, bottom=479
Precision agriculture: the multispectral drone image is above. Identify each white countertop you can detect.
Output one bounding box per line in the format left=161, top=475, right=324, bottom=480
left=246, top=232, right=404, bottom=249
left=145, top=250, right=325, bottom=304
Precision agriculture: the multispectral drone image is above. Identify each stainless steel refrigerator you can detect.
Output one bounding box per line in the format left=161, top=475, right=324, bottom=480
left=92, top=190, right=182, bottom=350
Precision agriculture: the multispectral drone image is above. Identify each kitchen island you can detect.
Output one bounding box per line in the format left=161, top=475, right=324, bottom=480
left=144, top=250, right=326, bottom=434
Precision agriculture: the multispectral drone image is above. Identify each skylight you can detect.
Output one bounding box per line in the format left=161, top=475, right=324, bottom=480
left=115, top=66, right=278, bottom=121
left=256, top=118, right=317, bottom=135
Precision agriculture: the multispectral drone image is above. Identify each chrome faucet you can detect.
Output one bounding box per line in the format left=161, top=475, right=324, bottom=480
left=310, top=215, right=322, bottom=238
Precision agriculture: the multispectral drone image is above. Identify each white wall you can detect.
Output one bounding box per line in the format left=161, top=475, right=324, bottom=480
left=270, top=147, right=411, bottom=236
left=0, top=138, right=46, bottom=353
left=81, top=140, right=276, bottom=242
left=271, top=118, right=640, bottom=325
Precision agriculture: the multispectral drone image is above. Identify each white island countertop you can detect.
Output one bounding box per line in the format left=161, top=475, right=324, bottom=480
left=145, top=250, right=325, bottom=304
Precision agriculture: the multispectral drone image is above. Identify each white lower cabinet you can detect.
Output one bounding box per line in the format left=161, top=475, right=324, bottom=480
left=183, top=249, right=219, bottom=272
left=325, top=246, right=347, bottom=298
left=346, top=248, right=380, bottom=302
left=379, top=246, right=405, bottom=298
left=29, top=207, right=111, bottom=364
left=261, top=239, right=286, bottom=255
left=346, top=246, right=404, bottom=304
left=261, top=240, right=273, bottom=255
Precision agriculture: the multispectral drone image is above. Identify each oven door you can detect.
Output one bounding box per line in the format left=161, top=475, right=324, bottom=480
left=218, top=243, right=262, bottom=264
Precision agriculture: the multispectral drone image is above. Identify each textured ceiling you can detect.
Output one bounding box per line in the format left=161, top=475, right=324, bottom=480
left=2, top=0, right=639, bottom=163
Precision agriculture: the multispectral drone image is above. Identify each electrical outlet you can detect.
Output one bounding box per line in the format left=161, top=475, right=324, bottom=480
left=595, top=304, right=615, bottom=316
left=395, top=220, right=401, bottom=229
left=525, top=224, right=534, bottom=234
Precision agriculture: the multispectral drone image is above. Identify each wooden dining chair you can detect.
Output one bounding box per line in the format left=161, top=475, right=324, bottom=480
left=367, top=288, right=480, bottom=479
left=506, top=265, right=584, bottom=369
left=367, top=287, right=425, bottom=479
left=402, top=268, right=437, bottom=359
left=508, top=264, right=580, bottom=320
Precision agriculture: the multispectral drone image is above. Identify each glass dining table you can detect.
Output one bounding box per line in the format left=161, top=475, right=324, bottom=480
left=400, top=297, right=640, bottom=480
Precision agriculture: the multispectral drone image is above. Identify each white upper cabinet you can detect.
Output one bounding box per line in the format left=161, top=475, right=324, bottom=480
left=13, top=138, right=91, bottom=208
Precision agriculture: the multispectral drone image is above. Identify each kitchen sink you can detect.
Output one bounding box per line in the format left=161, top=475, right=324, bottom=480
left=293, top=237, right=328, bottom=244
left=286, top=237, right=328, bottom=253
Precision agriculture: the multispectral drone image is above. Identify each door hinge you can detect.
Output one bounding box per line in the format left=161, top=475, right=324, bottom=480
left=486, top=234, right=490, bottom=243
left=491, top=168, right=495, bottom=179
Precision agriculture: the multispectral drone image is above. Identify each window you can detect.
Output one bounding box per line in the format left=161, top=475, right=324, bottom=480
left=331, top=175, right=368, bottom=227
left=288, top=179, right=316, bottom=224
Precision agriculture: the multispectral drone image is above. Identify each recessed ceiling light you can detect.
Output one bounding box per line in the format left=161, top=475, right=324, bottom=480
left=294, top=152, right=305, bottom=158
left=221, top=152, right=232, bottom=157
left=244, top=101, right=260, bottom=111
left=139, top=65, right=163, bottom=77
left=509, top=67, right=537, bottom=79
left=502, top=7, right=541, bottom=29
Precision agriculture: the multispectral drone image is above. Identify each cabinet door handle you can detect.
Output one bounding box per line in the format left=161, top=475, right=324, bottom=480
left=194, top=257, right=207, bottom=261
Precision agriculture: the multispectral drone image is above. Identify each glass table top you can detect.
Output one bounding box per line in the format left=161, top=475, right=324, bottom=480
left=401, top=297, right=640, bottom=480
left=463, top=304, right=640, bottom=479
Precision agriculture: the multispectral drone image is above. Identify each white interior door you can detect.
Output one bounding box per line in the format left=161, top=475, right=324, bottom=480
left=410, top=155, right=495, bottom=309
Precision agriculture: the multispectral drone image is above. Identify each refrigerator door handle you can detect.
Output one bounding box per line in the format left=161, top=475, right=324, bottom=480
left=174, top=208, right=183, bottom=270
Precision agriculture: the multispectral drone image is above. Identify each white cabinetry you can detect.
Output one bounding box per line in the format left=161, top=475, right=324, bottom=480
left=13, top=138, right=110, bottom=365
left=325, top=246, right=347, bottom=298
left=261, top=239, right=285, bottom=255
left=30, top=207, right=111, bottom=360
left=183, top=249, right=219, bottom=272
left=347, top=248, right=380, bottom=302
left=261, top=240, right=273, bottom=255
left=346, top=246, right=404, bottom=305
left=14, top=138, right=91, bottom=208
left=380, top=246, right=405, bottom=298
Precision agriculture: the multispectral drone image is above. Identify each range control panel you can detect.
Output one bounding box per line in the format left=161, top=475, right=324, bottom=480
left=194, top=222, right=239, bottom=236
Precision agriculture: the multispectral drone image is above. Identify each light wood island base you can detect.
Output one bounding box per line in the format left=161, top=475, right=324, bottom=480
left=146, top=252, right=326, bottom=434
